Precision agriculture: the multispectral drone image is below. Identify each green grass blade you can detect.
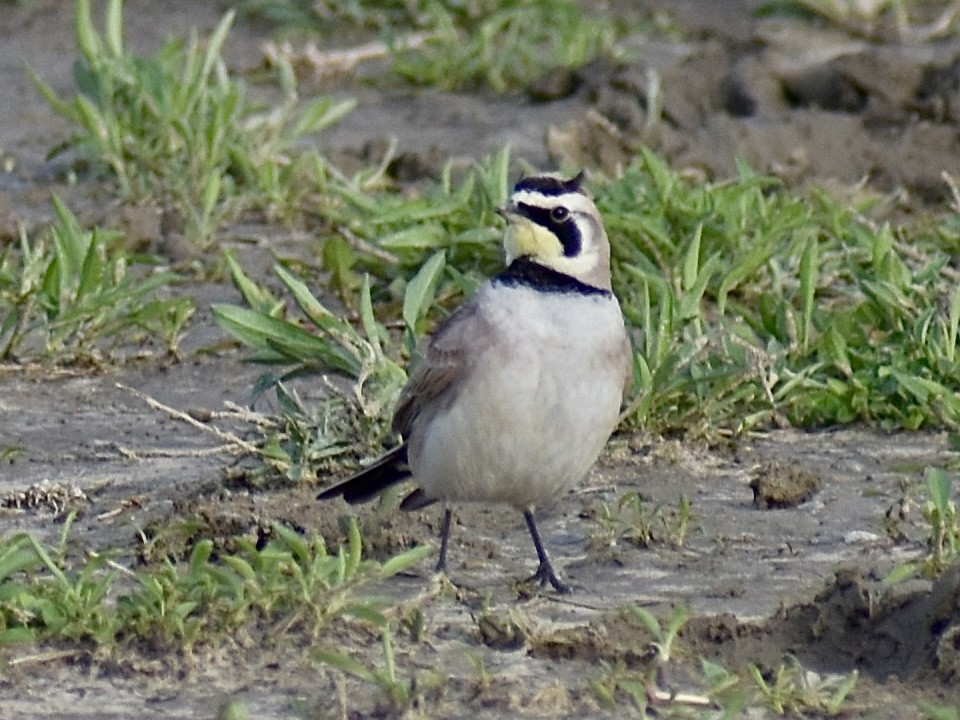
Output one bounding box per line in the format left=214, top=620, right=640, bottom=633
left=345, top=516, right=363, bottom=577
left=358, top=275, right=382, bottom=357
left=104, top=0, right=124, bottom=58
left=211, top=304, right=362, bottom=375
left=291, top=97, right=357, bottom=138
left=799, top=233, right=818, bottom=351
left=402, top=250, right=445, bottom=336
left=313, top=647, right=377, bottom=682
left=74, top=0, right=102, bottom=66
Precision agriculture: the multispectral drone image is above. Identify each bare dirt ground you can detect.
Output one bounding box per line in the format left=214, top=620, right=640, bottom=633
left=4, top=0, right=960, bottom=717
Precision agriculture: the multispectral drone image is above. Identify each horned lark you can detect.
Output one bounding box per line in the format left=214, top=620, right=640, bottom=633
left=318, top=172, right=630, bottom=592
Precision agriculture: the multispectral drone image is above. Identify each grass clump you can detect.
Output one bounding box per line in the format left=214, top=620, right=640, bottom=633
left=600, top=149, right=960, bottom=435
left=0, top=197, right=192, bottom=363
left=390, top=0, right=624, bottom=93
left=245, top=0, right=632, bottom=93
left=212, top=241, right=458, bottom=480
left=31, top=0, right=354, bottom=245
left=212, top=251, right=408, bottom=482
left=0, top=514, right=428, bottom=655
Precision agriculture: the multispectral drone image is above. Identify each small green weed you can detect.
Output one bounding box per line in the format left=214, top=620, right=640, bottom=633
left=701, top=657, right=743, bottom=701
left=0, top=512, right=117, bottom=647
left=0, top=197, right=192, bottom=363
left=314, top=624, right=445, bottom=713
left=589, top=604, right=691, bottom=712
left=887, top=466, right=960, bottom=581
left=923, top=466, right=960, bottom=572
left=589, top=658, right=650, bottom=713
left=627, top=604, right=689, bottom=664
left=32, top=0, right=354, bottom=244
left=0, top=447, right=25, bottom=463
left=590, top=492, right=695, bottom=549
left=748, top=655, right=858, bottom=716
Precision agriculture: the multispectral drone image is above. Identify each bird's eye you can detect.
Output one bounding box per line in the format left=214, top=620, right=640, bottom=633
left=550, top=206, right=569, bottom=222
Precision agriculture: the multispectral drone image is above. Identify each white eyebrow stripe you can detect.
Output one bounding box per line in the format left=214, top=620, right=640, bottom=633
left=511, top=191, right=595, bottom=214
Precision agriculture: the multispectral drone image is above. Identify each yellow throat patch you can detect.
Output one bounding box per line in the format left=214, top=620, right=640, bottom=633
left=504, top=217, right=563, bottom=263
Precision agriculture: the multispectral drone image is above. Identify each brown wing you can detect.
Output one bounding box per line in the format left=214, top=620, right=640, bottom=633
left=392, top=300, right=486, bottom=439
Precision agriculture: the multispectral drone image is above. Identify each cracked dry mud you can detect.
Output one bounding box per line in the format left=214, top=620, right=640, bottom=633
left=3, top=1, right=960, bottom=717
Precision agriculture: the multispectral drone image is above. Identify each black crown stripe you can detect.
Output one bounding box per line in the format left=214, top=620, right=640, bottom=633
left=513, top=171, right=584, bottom=197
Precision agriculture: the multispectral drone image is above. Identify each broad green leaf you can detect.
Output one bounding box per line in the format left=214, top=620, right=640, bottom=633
left=188, top=539, right=214, bottom=576
left=681, top=223, right=702, bottom=293
left=313, top=648, right=377, bottom=682
left=211, top=304, right=361, bottom=376
left=820, top=325, right=851, bottom=378
left=380, top=544, right=432, bottom=577
left=271, top=523, right=311, bottom=565
left=0, top=627, right=37, bottom=646
left=926, top=467, right=952, bottom=512
left=0, top=544, right=39, bottom=581
left=402, top=251, right=445, bottom=336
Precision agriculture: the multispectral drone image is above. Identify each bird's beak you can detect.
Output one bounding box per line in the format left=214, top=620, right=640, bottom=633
left=496, top=203, right=519, bottom=221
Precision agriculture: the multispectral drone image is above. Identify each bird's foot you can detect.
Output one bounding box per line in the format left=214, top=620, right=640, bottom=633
left=526, top=562, right=571, bottom=594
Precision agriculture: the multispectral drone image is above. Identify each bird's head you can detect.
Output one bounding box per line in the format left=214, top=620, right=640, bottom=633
left=498, top=171, right=612, bottom=290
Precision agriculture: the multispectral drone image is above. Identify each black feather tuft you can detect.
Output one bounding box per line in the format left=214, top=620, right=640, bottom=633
left=317, top=445, right=410, bottom=504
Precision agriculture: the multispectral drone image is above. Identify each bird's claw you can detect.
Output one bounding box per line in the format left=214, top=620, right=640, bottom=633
left=527, top=562, right=571, bottom=594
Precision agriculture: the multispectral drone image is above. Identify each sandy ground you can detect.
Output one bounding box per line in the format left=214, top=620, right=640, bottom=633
left=3, top=1, right=960, bottom=717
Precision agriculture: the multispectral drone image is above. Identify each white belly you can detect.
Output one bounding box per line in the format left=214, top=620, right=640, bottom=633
left=409, top=286, right=627, bottom=510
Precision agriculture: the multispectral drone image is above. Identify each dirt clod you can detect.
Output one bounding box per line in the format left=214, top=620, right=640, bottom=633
left=749, top=459, right=823, bottom=509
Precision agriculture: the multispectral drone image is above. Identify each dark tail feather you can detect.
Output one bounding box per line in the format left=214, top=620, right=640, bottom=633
left=399, top=488, right=437, bottom=511
left=317, top=444, right=411, bottom=504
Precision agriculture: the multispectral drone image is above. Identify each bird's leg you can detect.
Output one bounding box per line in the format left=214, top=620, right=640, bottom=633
left=435, top=508, right=453, bottom=573
left=523, top=509, right=571, bottom=593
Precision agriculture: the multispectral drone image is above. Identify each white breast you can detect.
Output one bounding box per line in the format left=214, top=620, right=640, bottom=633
left=410, top=284, right=628, bottom=510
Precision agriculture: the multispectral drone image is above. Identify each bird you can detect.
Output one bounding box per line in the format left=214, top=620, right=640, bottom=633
left=317, top=171, right=631, bottom=593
